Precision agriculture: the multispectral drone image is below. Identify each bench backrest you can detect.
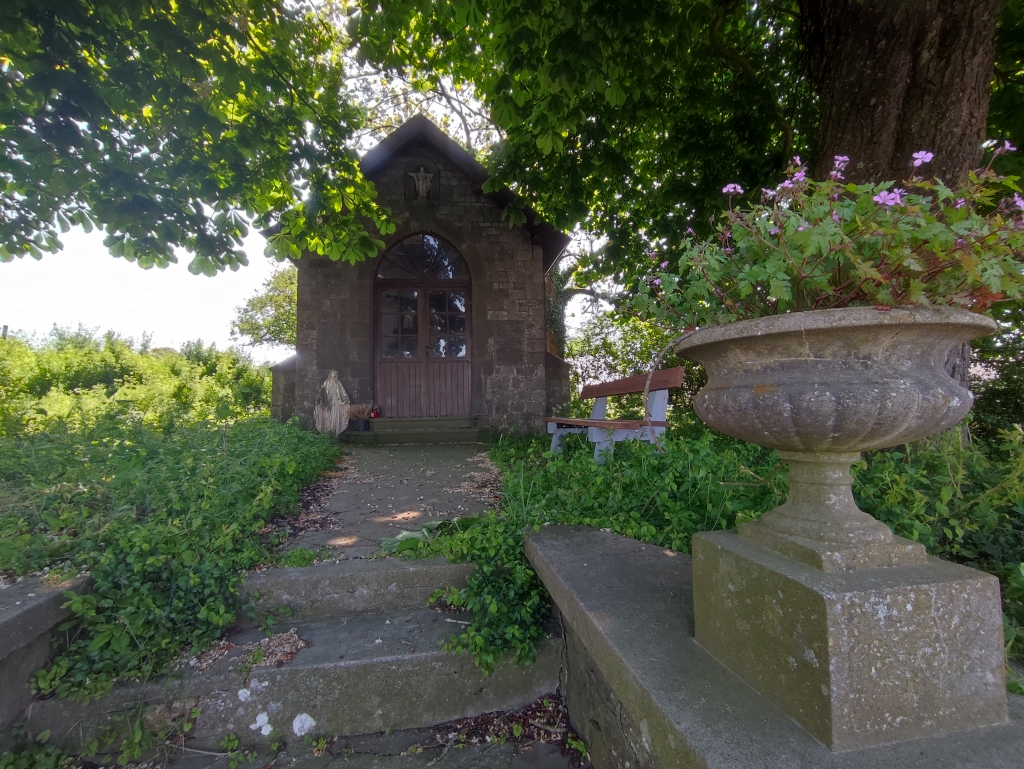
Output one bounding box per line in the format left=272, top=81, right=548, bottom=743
left=579, top=366, right=688, bottom=400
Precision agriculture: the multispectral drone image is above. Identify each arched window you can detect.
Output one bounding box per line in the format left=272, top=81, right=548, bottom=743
left=376, top=233, right=470, bottom=282
left=375, top=233, right=471, bottom=363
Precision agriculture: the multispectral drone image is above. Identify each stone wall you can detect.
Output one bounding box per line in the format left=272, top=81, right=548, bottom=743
left=0, top=575, right=90, bottom=741
left=559, top=613, right=655, bottom=769
left=294, top=140, right=551, bottom=431
left=295, top=257, right=376, bottom=426
left=269, top=355, right=296, bottom=422
left=545, top=352, right=572, bottom=417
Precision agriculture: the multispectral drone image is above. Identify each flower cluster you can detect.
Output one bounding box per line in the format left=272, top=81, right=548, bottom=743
left=636, top=151, right=1024, bottom=329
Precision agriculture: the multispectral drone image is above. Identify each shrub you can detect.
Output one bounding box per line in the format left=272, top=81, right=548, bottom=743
left=634, top=152, right=1024, bottom=328
left=0, top=330, right=337, bottom=700
left=418, top=424, right=1024, bottom=671
left=426, top=429, right=783, bottom=671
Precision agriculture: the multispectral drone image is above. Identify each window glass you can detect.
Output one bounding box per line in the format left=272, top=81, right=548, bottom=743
left=377, top=234, right=470, bottom=280
left=381, top=290, right=419, bottom=358
left=427, top=289, right=469, bottom=358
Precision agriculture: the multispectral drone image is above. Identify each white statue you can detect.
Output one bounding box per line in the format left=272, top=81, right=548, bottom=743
left=314, top=370, right=350, bottom=436
left=409, top=166, right=433, bottom=198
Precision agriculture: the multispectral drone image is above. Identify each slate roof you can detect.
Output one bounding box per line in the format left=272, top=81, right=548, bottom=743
left=360, top=114, right=570, bottom=271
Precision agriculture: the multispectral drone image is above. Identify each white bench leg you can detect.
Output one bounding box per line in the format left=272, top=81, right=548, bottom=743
left=550, top=431, right=562, bottom=453
left=592, top=440, right=613, bottom=463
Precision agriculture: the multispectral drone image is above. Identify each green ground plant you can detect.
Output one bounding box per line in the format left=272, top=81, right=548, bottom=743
left=424, top=422, right=785, bottom=671
left=409, top=415, right=1024, bottom=674
left=0, top=329, right=338, bottom=701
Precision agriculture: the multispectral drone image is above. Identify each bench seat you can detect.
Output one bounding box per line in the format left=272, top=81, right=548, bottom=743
left=547, top=367, right=686, bottom=461
left=543, top=418, right=670, bottom=429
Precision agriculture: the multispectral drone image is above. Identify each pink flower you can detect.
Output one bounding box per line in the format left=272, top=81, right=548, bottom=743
left=792, top=170, right=807, bottom=182
left=993, top=140, right=1017, bottom=158
left=762, top=188, right=777, bottom=199
left=873, top=191, right=901, bottom=207
left=1014, top=193, right=1024, bottom=211
left=792, top=156, right=802, bottom=166
left=912, top=150, right=933, bottom=167
left=833, top=155, right=850, bottom=170
left=829, top=171, right=844, bottom=181
left=832, top=210, right=840, bottom=222
left=955, top=198, right=966, bottom=209
left=769, top=227, right=781, bottom=236
left=652, top=278, right=661, bottom=287
left=722, top=183, right=744, bottom=196
left=779, top=180, right=793, bottom=189
left=660, top=261, right=669, bottom=269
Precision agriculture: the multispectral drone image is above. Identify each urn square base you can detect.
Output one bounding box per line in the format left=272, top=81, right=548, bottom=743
left=693, top=530, right=1008, bottom=752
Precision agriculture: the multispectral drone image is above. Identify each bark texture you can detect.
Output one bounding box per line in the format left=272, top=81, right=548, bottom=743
left=799, top=0, right=1001, bottom=185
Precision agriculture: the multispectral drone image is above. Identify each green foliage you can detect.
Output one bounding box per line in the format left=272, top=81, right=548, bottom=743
left=352, top=0, right=1024, bottom=298
left=232, top=264, right=298, bottom=347
left=0, top=328, right=270, bottom=437
left=410, top=422, right=1024, bottom=672
left=380, top=520, right=451, bottom=554
left=424, top=429, right=784, bottom=672
left=972, top=301, right=1024, bottom=442
left=0, top=732, right=71, bottom=769
left=0, top=330, right=339, bottom=700
left=354, top=0, right=814, bottom=266
left=634, top=161, right=1024, bottom=328
left=990, top=0, right=1024, bottom=180
left=565, top=312, right=705, bottom=419
left=278, top=547, right=318, bottom=568
left=856, top=427, right=1024, bottom=659
left=1, top=1, right=392, bottom=274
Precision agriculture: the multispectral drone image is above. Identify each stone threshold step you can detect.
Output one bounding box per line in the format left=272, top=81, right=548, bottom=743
left=367, top=417, right=480, bottom=431
left=25, top=608, right=563, bottom=754
left=345, top=430, right=489, bottom=445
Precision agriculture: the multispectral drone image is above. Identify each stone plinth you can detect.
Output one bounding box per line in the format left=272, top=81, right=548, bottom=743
left=524, top=525, right=1024, bottom=768
left=693, top=530, right=1008, bottom=751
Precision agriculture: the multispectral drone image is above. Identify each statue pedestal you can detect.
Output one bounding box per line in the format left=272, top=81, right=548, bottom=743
left=693, top=530, right=1008, bottom=752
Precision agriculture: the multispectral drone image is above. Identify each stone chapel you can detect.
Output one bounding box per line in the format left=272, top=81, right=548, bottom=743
left=271, top=115, right=571, bottom=433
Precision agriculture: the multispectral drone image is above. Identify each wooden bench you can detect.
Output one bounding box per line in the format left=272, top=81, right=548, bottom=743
left=544, top=367, right=687, bottom=461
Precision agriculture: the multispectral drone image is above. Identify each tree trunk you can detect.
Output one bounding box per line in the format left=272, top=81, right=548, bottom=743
left=799, top=0, right=1001, bottom=185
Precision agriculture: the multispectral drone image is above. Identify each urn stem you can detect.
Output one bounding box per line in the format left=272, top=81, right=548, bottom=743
left=738, top=451, right=927, bottom=572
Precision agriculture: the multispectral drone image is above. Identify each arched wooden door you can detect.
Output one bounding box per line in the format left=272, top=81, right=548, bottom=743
left=374, top=233, right=472, bottom=417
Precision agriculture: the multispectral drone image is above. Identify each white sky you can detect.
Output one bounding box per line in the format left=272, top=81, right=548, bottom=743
left=0, top=227, right=292, bottom=364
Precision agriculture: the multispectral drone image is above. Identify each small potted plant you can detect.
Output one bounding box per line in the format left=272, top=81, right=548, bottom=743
left=348, top=403, right=373, bottom=432
left=635, top=147, right=1024, bottom=570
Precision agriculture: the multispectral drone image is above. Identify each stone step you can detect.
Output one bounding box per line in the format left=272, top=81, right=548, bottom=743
left=345, top=429, right=489, bottom=445
left=25, top=608, right=563, bottom=754
left=240, top=557, right=475, bottom=627
left=368, top=417, right=480, bottom=432
left=151, top=741, right=577, bottom=769
left=143, top=732, right=576, bottom=768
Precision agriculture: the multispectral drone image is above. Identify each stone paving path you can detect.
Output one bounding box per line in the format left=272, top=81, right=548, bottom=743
left=286, top=445, right=500, bottom=560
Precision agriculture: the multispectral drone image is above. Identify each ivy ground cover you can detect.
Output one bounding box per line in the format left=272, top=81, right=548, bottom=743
left=419, top=422, right=1024, bottom=686
left=0, top=330, right=339, bottom=700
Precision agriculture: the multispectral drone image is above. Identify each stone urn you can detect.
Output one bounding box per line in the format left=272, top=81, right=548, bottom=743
left=674, top=306, right=997, bottom=572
